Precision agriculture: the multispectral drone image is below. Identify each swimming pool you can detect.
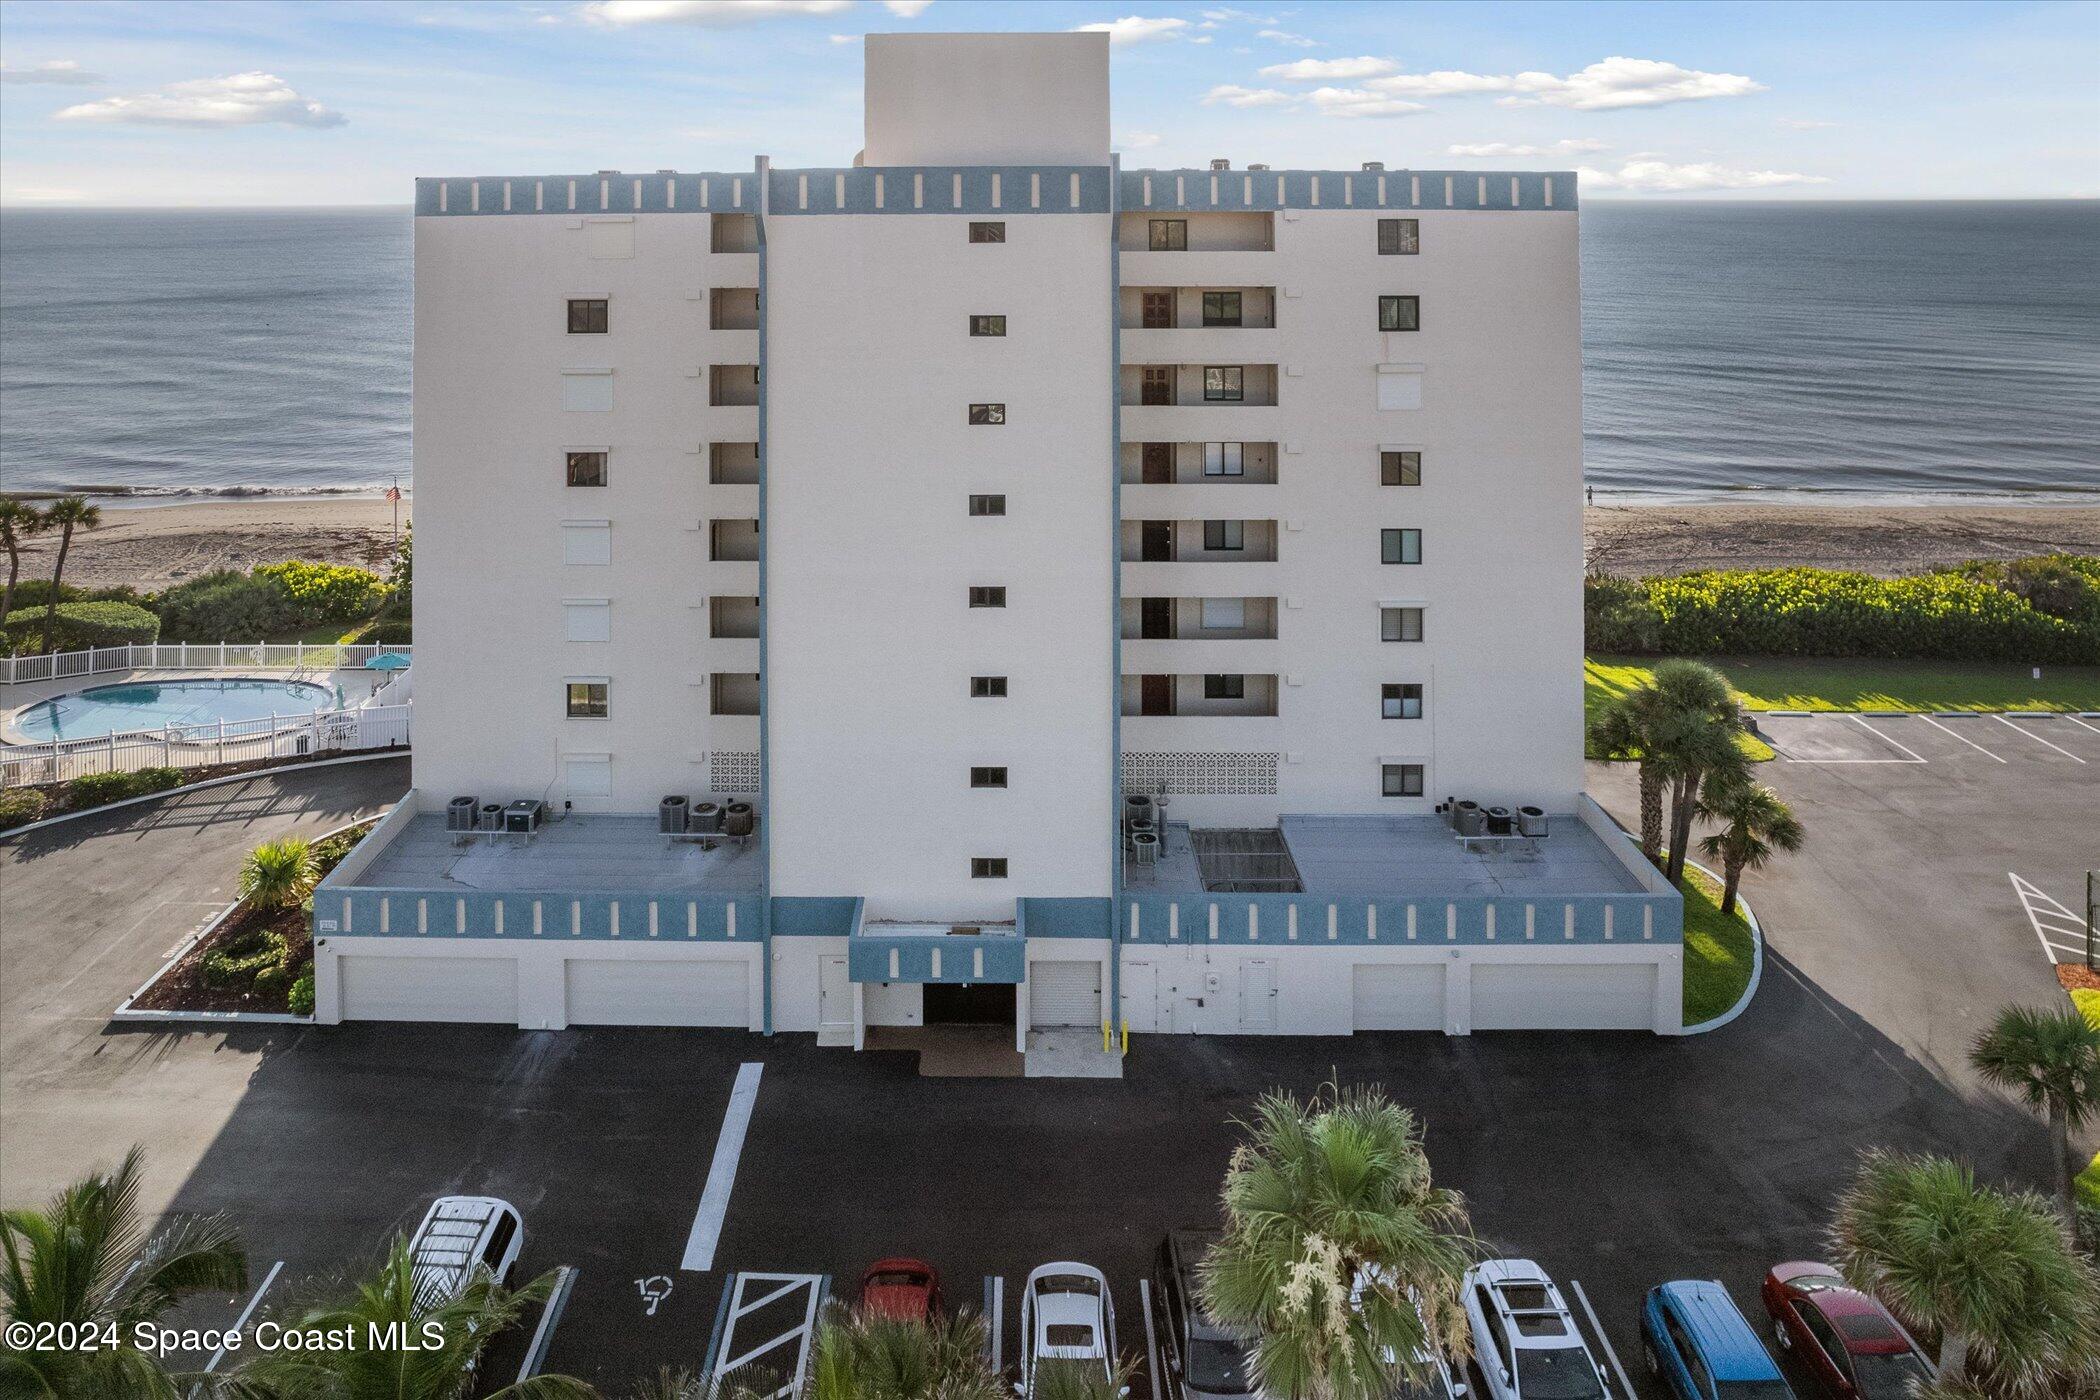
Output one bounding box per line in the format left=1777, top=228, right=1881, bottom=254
left=9, top=678, right=343, bottom=743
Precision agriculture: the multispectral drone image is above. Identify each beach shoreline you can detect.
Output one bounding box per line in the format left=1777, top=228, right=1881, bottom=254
left=6, top=495, right=2096, bottom=593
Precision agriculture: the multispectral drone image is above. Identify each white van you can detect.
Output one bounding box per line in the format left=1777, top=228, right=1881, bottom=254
left=406, top=1196, right=524, bottom=1304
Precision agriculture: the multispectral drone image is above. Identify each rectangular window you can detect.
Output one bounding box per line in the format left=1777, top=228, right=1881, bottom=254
left=970, top=676, right=1008, bottom=698
left=1203, top=674, right=1246, bottom=700
left=1377, top=218, right=1420, bottom=255
left=1148, top=218, right=1188, bottom=251
left=968, top=403, right=1006, bottom=425
left=561, top=370, right=614, bottom=413
left=1380, top=450, right=1421, bottom=486
left=566, top=451, right=607, bottom=487
left=1201, top=291, right=1242, bottom=327
left=1377, top=366, right=1423, bottom=411
left=968, top=221, right=1006, bottom=243
left=565, top=681, right=608, bottom=718
left=1203, top=366, right=1244, bottom=402
left=970, top=857, right=1009, bottom=879
left=1381, top=606, right=1425, bottom=643
left=970, top=766, right=1008, bottom=789
left=1200, top=598, right=1246, bottom=630
left=561, top=521, right=611, bottom=566
left=969, top=314, right=1007, bottom=337
left=1203, top=442, right=1244, bottom=477
left=968, top=494, right=1006, bottom=517
left=1381, top=528, right=1422, bottom=565
left=1382, top=683, right=1425, bottom=720
left=1203, top=519, right=1245, bottom=551
left=1379, top=296, right=1421, bottom=332
left=566, top=298, right=608, bottom=334
left=968, top=586, right=1006, bottom=608
left=1382, top=763, right=1426, bottom=798
left=563, top=600, right=609, bottom=643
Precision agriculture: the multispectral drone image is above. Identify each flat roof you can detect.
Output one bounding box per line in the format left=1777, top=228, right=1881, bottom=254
left=356, top=813, right=763, bottom=895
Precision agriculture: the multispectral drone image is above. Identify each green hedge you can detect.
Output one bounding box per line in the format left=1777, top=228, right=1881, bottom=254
left=64, top=767, right=183, bottom=809
left=153, top=571, right=303, bottom=642
left=1, top=600, right=161, bottom=654
left=252, top=561, right=388, bottom=623
left=0, top=789, right=49, bottom=831
left=1586, top=556, right=2100, bottom=663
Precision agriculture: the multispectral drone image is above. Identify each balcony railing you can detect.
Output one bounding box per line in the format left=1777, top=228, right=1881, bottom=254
left=1120, top=287, right=1276, bottom=330
left=1120, top=364, right=1278, bottom=408
left=1121, top=441, right=1278, bottom=485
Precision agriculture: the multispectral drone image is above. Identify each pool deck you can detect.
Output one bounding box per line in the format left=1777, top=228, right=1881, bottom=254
left=1, top=667, right=376, bottom=746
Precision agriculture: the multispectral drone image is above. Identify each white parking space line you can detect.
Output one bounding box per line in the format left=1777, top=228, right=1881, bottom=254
left=2062, top=714, right=2100, bottom=738
left=2010, top=873, right=2091, bottom=966
left=1849, top=714, right=1928, bottom=763
left=1139, top=1278, right=1164, bottom=1400
left=682, top=1062, right=764, bottom=1272
left=1917, top=714, right=2006, bottom=762
left=989, top=1275, right=1004, bottom=1371
left=199, top=1259, right=283, bottom=1380
left=1994, top=715, right=2088, bottom=763
left=1569, top=1279, right=1635, bottom=1399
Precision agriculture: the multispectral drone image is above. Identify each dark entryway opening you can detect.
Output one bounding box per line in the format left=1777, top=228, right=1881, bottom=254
left=923, top=982, right=1017, bottom=1026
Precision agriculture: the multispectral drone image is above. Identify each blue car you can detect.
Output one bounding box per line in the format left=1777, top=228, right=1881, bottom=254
left=1642, top=1281, right=1795, bottom=1400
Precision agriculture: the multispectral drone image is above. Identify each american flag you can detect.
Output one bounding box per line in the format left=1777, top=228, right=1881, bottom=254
left=384, top=486, right=401, bottom=502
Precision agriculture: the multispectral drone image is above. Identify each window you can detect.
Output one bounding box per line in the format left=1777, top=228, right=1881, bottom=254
left=968, top=221, right=1006, bottom=243
left=968, top=403, right=1006, bottom=425
left=970, top=766, right=1008, bottom=789
left=969, top=314, right=1007, bottom=337
left=1201, top=291, right=1242, bottom=327
left=1381, top=606, right=1425, bottom=642
left=1382, top=763, right=1425, bottom=797
left=1382, top=683, right=1424, bottom=719
left=561, top=521, right=611, bottom=566
left=565, top=681, right=608, bottom=718
left=481, top=1212, right=518, bottom=1268
left=561, top=369, right=614, bottom=413
left=1380, top=450, right=1421, bottom=486
left=1382, top=528, right=1422, bottom=565
left=1203, top=442, right=1244, bottom=477
left=1200, top=598, right=1245, bottom=630
left=566, top=451, right=607, bottom=487
left=968, top=494, right=1006, bottom=516
left=563, top=600, right=609, bottom=642
left=1203, top=674, right=1245, bottom=700
left=1379, top=296, right=1421, bottom=332
left=1377, top=366, right=1424, bottom=410
left=1203, top=366, right=1244, bottom=402
left=1377, top=218, right=1420, bottom=255
left=968, top=586, right=1007, bottom=608
left=1148, top=219, right=1188, bottom=251
left=1203, top=519, right=1245, bottom=552
left=970, top=857, right=1009, bottom=879
left=970, top=676, right=1008, bottom=698
left=566, top=298, right=608, bottom=334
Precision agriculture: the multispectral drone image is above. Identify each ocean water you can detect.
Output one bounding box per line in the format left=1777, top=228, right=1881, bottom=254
left=0, top=201, right=2095, bottom=502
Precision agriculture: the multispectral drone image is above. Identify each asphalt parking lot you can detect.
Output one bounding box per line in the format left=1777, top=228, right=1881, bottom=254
left=3, top=724, right=2094, bottom=1397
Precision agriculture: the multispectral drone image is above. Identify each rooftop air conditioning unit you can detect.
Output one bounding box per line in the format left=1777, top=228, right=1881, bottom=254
left=1247, top=163, right=1271, bottom=171
left=447, top=796, right=479, bottom=833
left=659, top=795, right=690, bottom=835
left=1362, top=161, right=1385, bottom=172
left=504, top=799, right=545, bottom=834
left=1210, top=158, right=1231, bottom=171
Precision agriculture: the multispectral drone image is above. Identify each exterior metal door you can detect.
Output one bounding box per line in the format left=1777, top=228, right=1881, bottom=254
left=1120, top=961, right=1157, bottom=1034
left=1141, top=674, right=1175, bottom=716
left=1140, top=598, right=1172, bottom=639
left=1028, top=961, right=1103, bottom=1028
left=1142, top=292, right=1175, bottom=329
left=1140, top=521, right=1173, bottom=561
left=1141, top=441, right=1173, bottom=483
left=817, top=955, right=851, bottom=1045
left=1141, top=366, right=1175, bottom=405
left=1238, top=959, right=1277, bottom=1031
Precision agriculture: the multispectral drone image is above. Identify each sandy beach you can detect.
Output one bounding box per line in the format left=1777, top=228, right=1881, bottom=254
left=8, top=495, right=2097, bottom=594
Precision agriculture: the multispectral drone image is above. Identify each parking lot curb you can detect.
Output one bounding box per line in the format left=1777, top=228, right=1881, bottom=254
left=0, top=749, right=407, bottom=840
left=1681, top=857, right=1764, bottom=1037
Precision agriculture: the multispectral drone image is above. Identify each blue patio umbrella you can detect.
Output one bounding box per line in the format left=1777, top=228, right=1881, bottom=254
left=365, top=651, right=413, bottom=671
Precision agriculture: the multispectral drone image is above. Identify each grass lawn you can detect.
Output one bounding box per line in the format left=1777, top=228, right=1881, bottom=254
left=1682, top=866, right=1757, bottom=1027
left=1590, top=655, right=2100, bottom=716
left=1584, top=662, right=1777, bottom=762
left=2075, top=989, right=2100, bottom=1210
left=269, top=622, right=376, bottom=646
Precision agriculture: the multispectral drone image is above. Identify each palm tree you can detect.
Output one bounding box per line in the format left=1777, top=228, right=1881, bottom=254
left=1694, top=775, right=1805, bottom=915
left=1650, top=660, right=1748, bottom=887
left=0, top=498, right=44, bottom=630
left=1587, top=698, right=1668, bottom=867
left=219, top=1236, right=593, bottom=1399
left=0, top=1146, right=247, bottom=1400
left=237, top=837, right=320, bottom=912
left=802, top=1306, right=1006, bottom=1400
left=1971, top=1004, right=2100, bottom=1217
left=1200, top=1081, right=1473, bottom=1400
left=1829, top=1150, right=2100, bottom=1393
left=34, top=495, right=100, bottom=654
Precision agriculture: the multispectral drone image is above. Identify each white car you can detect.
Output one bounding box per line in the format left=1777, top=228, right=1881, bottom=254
left=1019, top=1262, right=1121, bottom=1400
left=1353, top=1265, right=1465, bottom=1400
left=406, top=1196, right=524, bottom=1306
left=1461, top=1261, right=1609, bottom=1400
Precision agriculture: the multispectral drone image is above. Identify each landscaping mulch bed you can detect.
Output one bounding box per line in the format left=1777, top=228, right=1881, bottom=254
left=2059, top=962, right=2100, bottom=994
left=129, top=902, right=312, bottom=1015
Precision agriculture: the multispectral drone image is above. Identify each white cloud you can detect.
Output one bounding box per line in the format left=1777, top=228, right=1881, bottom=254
left=1117, top=131, right=1163, bottom=149
left=0, top=186, right=90, bottom=203
left=1073, top=15, right=1190, bottom=45
left=1447, top=138, right=1607, bottom=157
left=1259, top=55, right=1393, bottom=81
left=0, top=59, right=104, bottom=85
left=1579, top=159, right=1830, bottom=191
left=1369, top=57, right=1764, bottom=110
left=1200, top=7, right=1273, bottom=23
left=1201, top=83, right=1293, bottom=108
left=828, top=31, right=854, bottom=43
left=580, top=0, right=850, bottom=25
left=1305, top=86, right=1426, bottom=118
left=881, top=0, right=933, bottom=14
left=1190, top=35, right=1212, bottom=44
left=54, top=73, right=346, bottom=129
left=1778, top=117, right=1838, bottom=130
left=1258, top=29, right=1318, bottom=47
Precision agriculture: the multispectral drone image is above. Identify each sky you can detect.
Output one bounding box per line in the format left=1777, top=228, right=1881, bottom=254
left=0, top=0, right=2095, bottom=206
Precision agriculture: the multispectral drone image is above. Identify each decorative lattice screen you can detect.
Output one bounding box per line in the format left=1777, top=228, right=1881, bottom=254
left=709, top=751, right=761, bottom=795
left=1121, top=751, right=1279, bottom=796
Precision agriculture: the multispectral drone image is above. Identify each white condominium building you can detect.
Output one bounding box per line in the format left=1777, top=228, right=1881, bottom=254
left=315, top=33, right=1683, bottom=1049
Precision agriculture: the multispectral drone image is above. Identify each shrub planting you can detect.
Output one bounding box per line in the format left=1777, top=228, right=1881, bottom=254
left=252, top=560, right=388, bottom=624
left=58, top=766, right=187, bottom=812
left=237, top=837, right=320, bottom=911
left=201, top=925, right=291, bottom=990
left=0, top=788, right=49, bottom=830
left=1, top=599, right=160, bottom=654
left=152, top=570, right=303, bottom=642
left=287, top=966, right=316, bottom=1017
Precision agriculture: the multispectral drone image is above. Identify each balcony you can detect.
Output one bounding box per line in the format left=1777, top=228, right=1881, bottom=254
left=1120, top=440, right=1277, bottom=486
left=1117, top=209, right=1273, bottom=252
left=709, top=595, right=761, bottom=639
left=711, top=213, right=758, bottom=254
left=1121, top=596, right=1276, bottom=641
left=1119, top=286, right=1275, bottom=330
left=709, top=441, right=760, bottom=485
left=711, top=672, right=760, bottom=716
left=709, top=518, right=759, bottom=563
left=1120, top=363, right=1277, bottom=409
left=710, top=287, right=759, bottom=331
left=1121, top=673, right=1279, bottom=718
left=710, top=365, right=759, bottom=408
left=1121, top=519, right=1278, bottom=564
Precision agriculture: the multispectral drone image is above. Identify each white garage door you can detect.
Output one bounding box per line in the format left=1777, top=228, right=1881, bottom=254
left=339, top=955, right=518, bottom=1024
left=1352, top=963, right=1444, bottom=1031
left=1471, top=963, right=1657, bottom=1031
left=1028, top=961, right=1102, bottom=1029
left=565, top=958, right=748, bottom=1027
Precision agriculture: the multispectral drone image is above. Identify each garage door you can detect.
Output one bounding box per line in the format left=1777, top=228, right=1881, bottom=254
left=1471, top=963, right=1657, bottom=1031
left=565, top=958, right=748, bottom=1027
left=1352, top=963, right=1444, bottom=1031
left=339, top=955, right=518, bottom=1024
left=1028, top=961, right=1102, bottom=1029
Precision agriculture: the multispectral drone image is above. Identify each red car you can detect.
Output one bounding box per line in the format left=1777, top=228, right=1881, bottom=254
left=1760, top=1262, right=1933, bottom=1399
left=860, top=1257, right=945, bottom=1322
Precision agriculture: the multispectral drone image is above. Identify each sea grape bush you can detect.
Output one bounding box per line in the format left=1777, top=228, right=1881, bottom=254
left=251, top=561, right=388, bottom=623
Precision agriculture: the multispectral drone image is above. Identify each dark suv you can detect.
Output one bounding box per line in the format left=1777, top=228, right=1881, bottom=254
left=1152, top=1230, right=1262, bottom=1400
